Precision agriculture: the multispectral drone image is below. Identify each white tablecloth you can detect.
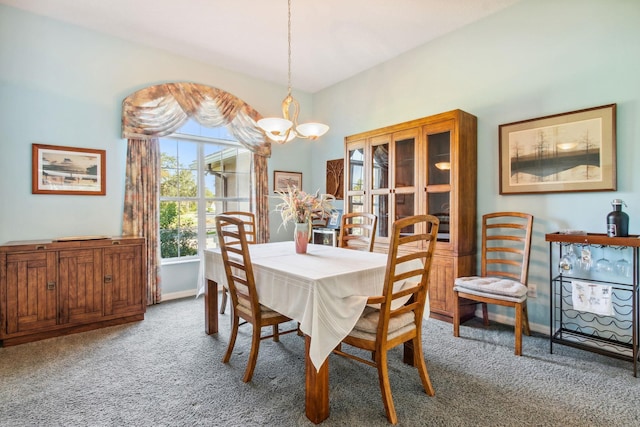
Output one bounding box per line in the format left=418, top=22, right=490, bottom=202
left=204, top=241, right=428, bottom=370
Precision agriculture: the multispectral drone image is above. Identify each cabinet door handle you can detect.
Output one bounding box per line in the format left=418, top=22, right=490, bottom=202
left=104, top=275, right=113, bottom=283
left=36, top=245, right=47, bottom=250
left=112, top=241, right=121, bottom=245
left=47, top=281, right=56, bottom=290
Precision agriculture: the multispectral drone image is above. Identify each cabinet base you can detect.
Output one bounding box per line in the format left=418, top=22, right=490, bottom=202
left=430, top=308, right=475, bottom=324
left=0, top=313, right=144, bottom=347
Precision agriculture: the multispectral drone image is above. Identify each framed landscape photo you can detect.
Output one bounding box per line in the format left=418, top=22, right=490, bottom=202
left=32, top=143, right=106, bottom=195
left=499, top=104, right=616, bottom=195
left=274, top=170, right=302, bottom=192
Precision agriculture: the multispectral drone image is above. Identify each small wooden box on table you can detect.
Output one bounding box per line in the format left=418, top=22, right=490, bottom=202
left=0, top=236, right=147, bottom=347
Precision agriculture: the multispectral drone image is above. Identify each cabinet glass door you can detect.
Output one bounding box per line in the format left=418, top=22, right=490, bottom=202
left=345, top=142, right=366, bottom=214
left=394, top=134, right=417, bottom=236
left=426, top=129, right=451, bottom=242
left=370, top=136, right=391, bottom=240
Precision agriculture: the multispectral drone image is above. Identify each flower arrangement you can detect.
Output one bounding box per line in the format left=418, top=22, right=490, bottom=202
left=274, top=185, right=336, bottom=228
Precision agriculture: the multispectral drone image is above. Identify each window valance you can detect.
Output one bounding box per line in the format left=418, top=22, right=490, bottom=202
left=121, top=82, right=270, bottom=157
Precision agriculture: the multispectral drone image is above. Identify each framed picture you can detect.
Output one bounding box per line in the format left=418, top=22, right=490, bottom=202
left=326, top=209, right=343, bottom=229
left=325, top=159, right=344, bottom=200
left=499, top=104, right=616, bottom=195
left=274, top=170, right=302, bottom=192
left=32, top=143, right=106, bottom=195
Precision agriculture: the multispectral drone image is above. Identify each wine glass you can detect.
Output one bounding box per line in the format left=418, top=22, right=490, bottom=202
left=595, top=246, right=613, bottom=273
left=615, top=248, right=631, bottom=278
left=579, top=246, right=593, bottom=271
left=558, top=244, right=577, bottom=274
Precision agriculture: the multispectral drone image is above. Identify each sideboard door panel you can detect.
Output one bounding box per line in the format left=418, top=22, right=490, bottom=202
left=6, top=252, right=57, bottom=334
left=58, top=248, right=103, bottom=324
left=103, top=244, right=144, bottom=317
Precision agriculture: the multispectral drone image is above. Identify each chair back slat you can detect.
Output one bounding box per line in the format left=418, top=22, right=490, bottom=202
left=215, top=214, right=261, bottom=320
left=481, top=212, right=534, bottom=285
left=377, top=215, right=439, bottom=338
left=221, top=211, right=257, bottom=244
left=339, top=212, right=378, bottom=252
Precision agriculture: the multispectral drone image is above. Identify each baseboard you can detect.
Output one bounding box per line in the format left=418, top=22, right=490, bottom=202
left=161, top=289, right=197, bottom=302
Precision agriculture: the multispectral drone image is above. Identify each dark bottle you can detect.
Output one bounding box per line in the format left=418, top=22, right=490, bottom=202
left=606, top=199, right=629, bottom=237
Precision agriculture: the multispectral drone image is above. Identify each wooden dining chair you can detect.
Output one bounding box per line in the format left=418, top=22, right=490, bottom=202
left=215, top=214, right=297, bottom=382
left=453, top=212, right=534, bottom=356
left=219, top=211, right=257, bottom=315
left=308, top=209, right=329, bottom=242
left=333, top=214, right=439, bottom=424
left=338, top=212, right=378, bottom=252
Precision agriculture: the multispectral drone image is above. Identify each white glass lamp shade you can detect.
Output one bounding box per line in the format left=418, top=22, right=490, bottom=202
left=268, top=130, right=297, bottom=144
left=296, top=122, right=330, bottom=140
left=257, top=117, right=293, bottom=136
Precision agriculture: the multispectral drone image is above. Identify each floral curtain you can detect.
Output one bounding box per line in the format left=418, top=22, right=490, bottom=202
left=122, top=138, right=161, bottom=305
left=253, top=153, right=270, bottom=243
left=122, top=82, right=271, bottom=156
left=122, top=82, right=271, bottom=303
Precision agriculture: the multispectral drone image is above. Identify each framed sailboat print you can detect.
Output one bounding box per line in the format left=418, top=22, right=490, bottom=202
left=499, top=104, right=616, bottom=195
left=32, top=143, right=106, bottom=195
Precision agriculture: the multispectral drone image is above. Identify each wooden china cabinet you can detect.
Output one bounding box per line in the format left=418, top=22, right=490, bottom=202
left=344, top=109, right=477, bottom=322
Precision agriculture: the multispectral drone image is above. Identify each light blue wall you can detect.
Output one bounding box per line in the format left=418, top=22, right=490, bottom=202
left=2, top=1, right=639, bottom=324
left=0, top=5, right=318, bottom=242
left=311, top=0, right=640, bottom=329
left=0, top=5, right=315, bottom=299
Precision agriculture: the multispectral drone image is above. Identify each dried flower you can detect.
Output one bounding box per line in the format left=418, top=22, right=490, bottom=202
left=274, top=185, right=336, bottom=228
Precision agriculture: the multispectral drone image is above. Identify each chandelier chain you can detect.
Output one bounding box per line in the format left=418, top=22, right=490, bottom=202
left=287, top=0, right=292, bottom=95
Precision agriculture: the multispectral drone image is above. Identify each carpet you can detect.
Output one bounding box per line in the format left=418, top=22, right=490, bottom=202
left=1, top=297, right=639, bottom=426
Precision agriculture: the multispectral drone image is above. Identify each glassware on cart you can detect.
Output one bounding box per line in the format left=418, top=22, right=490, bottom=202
left=615, top=248, right=632, bottom=278
left=595, top=246, right=613, bottom=273
left=579, top=246, right=593, bottom=271
left=558, top=244, right=577, bottom=274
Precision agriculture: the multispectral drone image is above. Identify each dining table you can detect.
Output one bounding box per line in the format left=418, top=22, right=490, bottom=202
left=203, top=241, right=428, bottom=423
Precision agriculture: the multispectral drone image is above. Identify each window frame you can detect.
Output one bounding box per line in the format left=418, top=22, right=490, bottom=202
left=159, top=131, right=251, bottom=262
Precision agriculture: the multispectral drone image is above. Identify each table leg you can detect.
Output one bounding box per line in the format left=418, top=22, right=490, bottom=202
left=205, top=279, right=218, bottom=334
left=305, top=335, right=329, bottom=423
left=403, top=341, right=415, bottom=366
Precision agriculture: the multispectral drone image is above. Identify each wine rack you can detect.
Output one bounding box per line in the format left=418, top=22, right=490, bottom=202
left=545, top=232, right=639, bottom=376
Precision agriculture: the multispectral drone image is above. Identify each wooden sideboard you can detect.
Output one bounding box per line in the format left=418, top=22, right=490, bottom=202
left=0, top=236, right=146, bottom=346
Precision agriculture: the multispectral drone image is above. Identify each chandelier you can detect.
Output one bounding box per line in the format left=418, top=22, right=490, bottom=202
left=257, top=0, right=329, bottom=144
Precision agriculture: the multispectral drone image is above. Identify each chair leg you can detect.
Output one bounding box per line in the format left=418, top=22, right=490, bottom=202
left=243, top=323, right=262, bottom=382
left=219, top=288, right=227, bottom=314
left=272, top=324, right=280, bottom=342
left=453, top=290, right=461, bottom=337
left=514, top=302, right=523, bottom=356
left=375, top=349, right=398, bottom=425
left=413, top=335, right=435, bottom=397
left=482, top=302, right=490, bottom=326
left=522, top=301, right=531, bottom=336
left=223, top=313, right=240, bottom=363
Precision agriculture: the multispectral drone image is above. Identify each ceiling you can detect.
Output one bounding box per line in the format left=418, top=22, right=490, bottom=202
left=1, top=0, right=520, bottom=93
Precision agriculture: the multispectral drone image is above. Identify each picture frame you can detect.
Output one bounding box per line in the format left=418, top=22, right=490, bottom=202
left=499, top=104, right=616, bottom=195
left=325, top=159, right=344, bottom=200
left=326, top=209, right=343, bottom=229
left=32, top=143, right=106, bottom=195
left=273, top=170, right=302, bottom=192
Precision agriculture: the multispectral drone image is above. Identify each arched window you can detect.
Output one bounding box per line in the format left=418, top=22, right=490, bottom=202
left=121, top=82, right=271, bottom=304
